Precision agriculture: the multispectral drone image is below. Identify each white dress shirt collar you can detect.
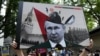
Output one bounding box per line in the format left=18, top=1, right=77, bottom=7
left=49, top=38, right=66, bottom=48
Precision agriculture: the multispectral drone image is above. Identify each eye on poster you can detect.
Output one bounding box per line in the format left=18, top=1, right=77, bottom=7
left=16, top=1, right=90, bottom=49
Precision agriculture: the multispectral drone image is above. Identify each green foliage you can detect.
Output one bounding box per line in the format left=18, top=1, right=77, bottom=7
left=63, top=0, right=99, bottom=31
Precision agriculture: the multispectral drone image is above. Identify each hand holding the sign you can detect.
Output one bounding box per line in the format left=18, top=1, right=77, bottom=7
left=87, top=39, right=93, bottom=49
left=79, top=39, right=93, bottom=56
left=11, top=39, right=35, bottom=56
left=11, top=39, right=17, bottom=49
left=11, top=39, right=24, bottom=56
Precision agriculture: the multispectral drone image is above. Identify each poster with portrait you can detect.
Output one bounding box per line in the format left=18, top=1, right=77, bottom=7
left=16, top=1, right=90, bottom=49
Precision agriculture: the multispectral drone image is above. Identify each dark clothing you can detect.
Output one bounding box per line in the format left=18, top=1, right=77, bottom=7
left=95, top=54, right=99, bottom=56
left=27, top=40, right=83, bottom=54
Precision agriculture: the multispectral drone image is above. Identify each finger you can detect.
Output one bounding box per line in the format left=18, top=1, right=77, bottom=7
left=90, top=39, right=93, bottom=48
left=87, top=39, right=93, bottom=49
left=11, top=43, right=17, bottom=48
left=28, top=52, right=32, bottom=56
left=90, top=39, right=93, bottom=44
left=11, top=38, right=17, bottom=48
left=28, top=55, right=31, bottom=56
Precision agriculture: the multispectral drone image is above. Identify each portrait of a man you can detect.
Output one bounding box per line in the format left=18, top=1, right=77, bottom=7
left=27, top=12, right=83, bottom=53
left=44, top=12, right=67, bottom=48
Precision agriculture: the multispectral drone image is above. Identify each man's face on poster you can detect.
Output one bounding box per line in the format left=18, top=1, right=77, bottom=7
left=45, top=21, right=65, bottom=43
